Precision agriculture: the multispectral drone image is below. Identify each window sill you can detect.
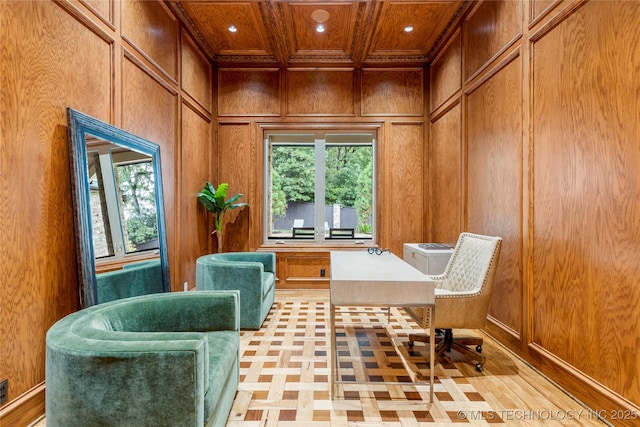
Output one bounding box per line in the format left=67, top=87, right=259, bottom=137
left=258, top=241, right=376, bottom=252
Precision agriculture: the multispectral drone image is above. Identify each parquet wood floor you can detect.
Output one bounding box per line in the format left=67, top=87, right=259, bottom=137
left=225, top=290, right=608, bottom=427
left=33, top=290, right=608, bottom=426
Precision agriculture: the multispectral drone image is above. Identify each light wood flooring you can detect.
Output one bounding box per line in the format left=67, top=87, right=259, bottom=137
left=33, top=289, right=608, bottom=426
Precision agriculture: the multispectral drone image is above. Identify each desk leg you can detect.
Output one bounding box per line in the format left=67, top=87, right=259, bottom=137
left=429, top=306, right=435, bottom=404
left=330, top=302, right=336, bottom=399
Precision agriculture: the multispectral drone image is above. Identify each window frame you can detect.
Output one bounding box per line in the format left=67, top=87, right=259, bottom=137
left=263, top=129, right=377, bottom=245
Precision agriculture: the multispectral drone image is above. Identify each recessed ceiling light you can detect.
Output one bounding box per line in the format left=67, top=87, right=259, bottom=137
left=316, top=24, right=325, bottom=33
left=228, top=25, right=237, bottom=33
left=404, top=25, right=414, bottom=33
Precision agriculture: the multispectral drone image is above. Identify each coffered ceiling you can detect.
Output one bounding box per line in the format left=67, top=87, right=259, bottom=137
left=167, top=1, right=472, bottom=66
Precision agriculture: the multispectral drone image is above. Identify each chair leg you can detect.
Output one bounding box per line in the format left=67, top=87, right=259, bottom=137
left=408, top=329, right=486, bottom=371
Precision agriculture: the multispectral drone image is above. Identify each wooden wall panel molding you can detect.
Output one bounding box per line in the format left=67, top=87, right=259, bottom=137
left=122, top=47, right=179, bottom=96
left=121, top=0, right=178, bottom=83
left=218, top=68, right=280, bottom=117
left=528, top=0, right=588, bottom=43
left=0, top=0, right=112, bottom=417
left=429, top=102, right=462, bottom=244
left=531, top=0, right=640, bottom=410
left=286, top=68, right=355, bottom=116
left=527, top=341, right=640, bottom=423
left=529, top=0, right=563, bottom=28
left=463, top=0, right=522, bottom=83
left=122, top=55, right=179, bottom=287
left=78, top=0, right=112, bottom=27
left=181, top=31, right=212, bottom=114
left=0, top=382, right=45, bottom=427
left=387, top=122, right=425, bottom=253
left=486, top=315, right=521, bottom=343
left=429, top=30, right=461, bottom=114
left=178, top=102, right=211, bottom=289
left=217, top=123, right=254, bottom=253
left=361, top=68, right=424, bottom=116
left=466, top=53, right=523, bottom=338
left=52, top=0, right=115, bottom=41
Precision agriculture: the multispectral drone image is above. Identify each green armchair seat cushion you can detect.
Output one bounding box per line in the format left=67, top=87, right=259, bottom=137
left=45, top=291, right=240, bottom=427
left=196, top=252, right=276, bottom=329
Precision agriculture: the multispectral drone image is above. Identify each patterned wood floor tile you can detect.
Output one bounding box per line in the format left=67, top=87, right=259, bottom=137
left=223, top=292, right=608, bottom=427
left=227, top=299, right=502, bottom=426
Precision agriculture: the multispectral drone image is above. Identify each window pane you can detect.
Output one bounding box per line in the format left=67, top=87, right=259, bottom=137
left=268, top=142, right=316, bottom=239
left=88, top=152, right=115, bottom=258
left=325, top=140, right=373, bottom=240
left=266, top=132, right=375, bottom=242
left=115, top=161, right=159, bottom=254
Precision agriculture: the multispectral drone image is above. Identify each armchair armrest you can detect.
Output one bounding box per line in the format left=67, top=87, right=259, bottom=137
left=197, top=261, right=264, bottom=302
left=202, top=252, right=275, bottom=273
left=101, top=291, right=240, bottom=332
left=46, top=331, right=209, bottom=426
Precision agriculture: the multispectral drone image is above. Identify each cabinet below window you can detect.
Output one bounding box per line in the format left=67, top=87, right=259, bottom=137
left=272, top=250, right=331, bottom=289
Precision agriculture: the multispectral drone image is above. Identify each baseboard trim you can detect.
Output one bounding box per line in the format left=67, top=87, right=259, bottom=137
left=0, top=382, right=45, bottom=427
left=527, top=342, right=640, bottom=426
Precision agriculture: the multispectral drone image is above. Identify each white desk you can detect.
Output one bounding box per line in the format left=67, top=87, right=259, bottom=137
left=330, top=250, right=436, bottom=402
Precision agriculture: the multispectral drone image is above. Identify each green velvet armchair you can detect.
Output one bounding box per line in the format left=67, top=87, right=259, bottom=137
left=46, top=291, right=240, bottom=427
left=196, top=252, right=275, bottom=329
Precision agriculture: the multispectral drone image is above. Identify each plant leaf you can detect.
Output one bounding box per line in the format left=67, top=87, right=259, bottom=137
left=225, top=193, right=243, bottom=205
left=230, top=202, right=249, bottom=209
left=213, top=183, right=229, bottom=208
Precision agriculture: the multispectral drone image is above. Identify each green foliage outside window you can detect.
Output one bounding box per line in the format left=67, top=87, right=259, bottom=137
left=271, top=144, right=373, bottom=231
left=116, top=162, right=158, bottom=252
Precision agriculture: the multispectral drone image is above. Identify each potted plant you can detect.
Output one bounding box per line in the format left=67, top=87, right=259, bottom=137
left=197, top=181, right=248, bottom=253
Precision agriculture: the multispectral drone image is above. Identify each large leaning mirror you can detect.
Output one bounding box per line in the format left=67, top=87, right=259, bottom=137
left=68, top=108, right=170, bottom=307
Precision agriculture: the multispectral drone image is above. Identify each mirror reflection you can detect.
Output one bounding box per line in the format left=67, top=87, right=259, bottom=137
left=68, top=108, right=170, bottom=307
left=86, top=138, right=159, bottom=259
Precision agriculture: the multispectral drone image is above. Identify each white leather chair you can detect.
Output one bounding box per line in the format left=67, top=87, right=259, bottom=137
left=404, top=232, right=502, bottom=372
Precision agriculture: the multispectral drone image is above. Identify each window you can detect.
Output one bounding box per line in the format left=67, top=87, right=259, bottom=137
left=265, top=131, right=375, bottom=243
left=88, top=147, right=159, bottom=258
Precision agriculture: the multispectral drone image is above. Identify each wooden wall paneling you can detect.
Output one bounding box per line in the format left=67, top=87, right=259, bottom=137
left=529, top=0, right=562, bottom=27
left=181, top=31, right=212, bottom=113
left=218, top=69, right=280, bottom=117
left=387, top=122, right=424, bottom=254
left=178, top=101, right=211, bottom=289
left=0, top=0, right=112, bottom=421
left=52, top=0, right=116, bottom=39
left=217, top=122, right=253, bottom=252
left=121, top=0, right=178, bottom=83
left=531, top=0, right=640, bottom=409
left=465, top=52, right=523, bottom=339
left=361, top=68, right=424, bottom=116
left=286, top=68, right=355, bottom=116
left=121, top=54, right=179, bottom=288
left=0, top=0, right=111, bottom=400
left=429, top=30, right=461, bottom=113
left=78, top=0, right=113, bottom=27
left=463, top=0, right=522, bottom=82
left=429, top=103, right=462, bottom=244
